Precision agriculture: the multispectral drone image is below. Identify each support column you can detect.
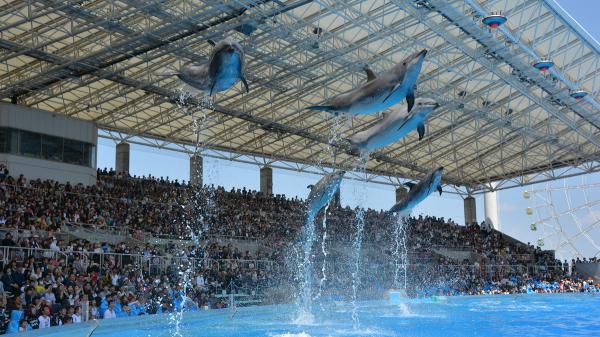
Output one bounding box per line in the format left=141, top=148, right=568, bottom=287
left=189, top=154, right=203, bottom=186
left=484, top=182, right=500, bottom=231
left=464, top=196, right=477, bottom=226
left=115, top=142, right=130, bottom=174
left=260, top=166, right=273, bottom=195
left=395, top=186, right=408, bottom=203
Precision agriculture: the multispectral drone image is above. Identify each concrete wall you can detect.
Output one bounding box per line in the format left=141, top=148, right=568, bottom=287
left=0, top=103, right=96, bottom=144
left=0, top=103, right=98, bottom=185
left=0, top=153, right=96, bottom=185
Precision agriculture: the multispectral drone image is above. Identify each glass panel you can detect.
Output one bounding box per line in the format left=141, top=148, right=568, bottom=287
left=63, top=139, right=83, bottom=165
left=90, top=145, right=96, bottom=168
left=9, top=129, right=18, bottom=154
left=41, top=135, right=63, bottom=161
left=0, top=128, right=8, bottom=153
left=82, top=143, right=95, bottom=168
left=19, top=130, right=41, bottom=157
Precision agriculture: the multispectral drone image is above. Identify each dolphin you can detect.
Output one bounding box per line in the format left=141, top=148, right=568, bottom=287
left=389, top=167, right=444, bottom=214
left=159, top=39, right=249, bottom=95
left=347, top=98, right=439, bottom=152
left=305, top=170, right=345, bottom=219
left=306, top=49, right=427, bottom=115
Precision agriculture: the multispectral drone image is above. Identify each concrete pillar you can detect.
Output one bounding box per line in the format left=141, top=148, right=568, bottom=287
left=484, top=182, right=500, bottom=231
left=260, top=166, right=273, bottom=195
left=115, top=142, right=130, bottom=174
left=464, top=196, right=477, bottom=226
left=395, top=186, right=408, bottom=203
left=189, top=154, right=203, bottom=186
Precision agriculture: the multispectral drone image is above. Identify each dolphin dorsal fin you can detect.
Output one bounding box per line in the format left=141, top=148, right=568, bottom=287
left=404, top=182, right=416, bottom=191
left=307, top=184, right=314, bottom=190
left=363, top=65, right=377, bottom=82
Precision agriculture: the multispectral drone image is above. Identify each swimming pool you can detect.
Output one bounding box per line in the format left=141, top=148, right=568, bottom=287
left=24, top=294, right=600, bottom=337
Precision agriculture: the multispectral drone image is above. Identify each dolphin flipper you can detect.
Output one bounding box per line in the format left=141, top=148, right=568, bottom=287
left=406, top=93, right=415, bottom=112
left=417, top=124, right=425, bottom=140
left=306, top=105, right=338, bottom=115
left=241, top=76, right=249, bottom=93
left=382, top=83, right=400, bottom=103
left=437, top=185, right=443, bottom=196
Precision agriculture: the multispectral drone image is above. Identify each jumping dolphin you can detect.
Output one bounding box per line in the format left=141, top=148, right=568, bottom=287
left=160, top=39, right=249, bottom=95
left=306, top=170, right=345, bottom=219
left=389, top=167, right=444, bottom=214
left=347, top=98, right=439, bottom=152
left=306, top=49, right=427, bottom=115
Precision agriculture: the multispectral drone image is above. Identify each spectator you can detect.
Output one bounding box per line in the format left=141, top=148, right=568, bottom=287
left=37, top=306, right=51, bottom=329
left=104, top=302, right=117, bottom=319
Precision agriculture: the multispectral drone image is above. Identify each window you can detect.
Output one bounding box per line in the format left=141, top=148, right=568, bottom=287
left=82, top=143, right=95, bottom=168
left=41, top=135, right=63, bottom=161
left=63, top=138, right=84, bottom=165
left=0, top=127, right=94, bottom=167
left=0, top=128, right=9, bottom=153
left=19, top=131, right=41, bottom=157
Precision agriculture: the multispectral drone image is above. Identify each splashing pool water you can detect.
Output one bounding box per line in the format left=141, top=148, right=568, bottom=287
left=27, top=294, right=600, bottom=337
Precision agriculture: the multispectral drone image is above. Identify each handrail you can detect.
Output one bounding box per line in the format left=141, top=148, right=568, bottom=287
left=0, top=245, right=69, bottom=265
left=0, top=245, right=276, bottom=274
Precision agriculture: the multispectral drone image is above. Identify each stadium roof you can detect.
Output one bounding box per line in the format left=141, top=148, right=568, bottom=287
left=1, top=0, right=600, bottom=193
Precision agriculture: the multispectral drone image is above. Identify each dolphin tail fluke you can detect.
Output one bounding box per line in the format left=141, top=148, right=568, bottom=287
left=404, top=182, right=416, bottom=191
left=346, top=138, right=364, bottom=155
left=209, top=81, right=217, bottom=96
left=156, top=71, right=179, bottom=77
left=417, top=123, right=425, bottom=140
left=241, top=76, right=249, bottom=93
left=406, top=92, right=415, bottom=112
left=306, top=105, right=338, bottom=115
left=388, top=206, right=412, bottom=219
left=437, top=185, right=443, bottom=196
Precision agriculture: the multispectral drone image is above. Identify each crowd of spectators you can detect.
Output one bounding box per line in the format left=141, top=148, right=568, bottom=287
left=0, top=168, right=597, bottom=334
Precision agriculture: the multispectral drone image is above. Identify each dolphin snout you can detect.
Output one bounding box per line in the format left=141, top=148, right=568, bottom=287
left=417, top=49, right=427, bottom=58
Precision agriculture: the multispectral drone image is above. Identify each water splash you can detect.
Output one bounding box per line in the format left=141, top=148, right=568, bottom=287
left=316, top=203, right=330, bottom=301
left=350, top=158, right=368, bottom=329
left=297, top=214, right=317, bottom=320
left=392, top=215, right=409, bottom=293
left=351, top=206, right=365, bottom=329
left=169, top=90, right=215, bottom=337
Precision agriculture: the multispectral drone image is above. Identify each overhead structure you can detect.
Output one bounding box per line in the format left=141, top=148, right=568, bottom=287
left=1, top=0, right=600, bottom=193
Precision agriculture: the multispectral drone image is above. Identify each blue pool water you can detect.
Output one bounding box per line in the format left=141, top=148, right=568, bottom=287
left=25, top=294, right=600, bottom=337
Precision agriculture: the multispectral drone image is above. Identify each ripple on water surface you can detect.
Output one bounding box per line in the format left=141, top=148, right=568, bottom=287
left=32, top=294, right=600, bottom=337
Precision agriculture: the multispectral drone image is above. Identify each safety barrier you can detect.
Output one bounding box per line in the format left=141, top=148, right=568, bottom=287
left=0, top=246, right=276, bottom=276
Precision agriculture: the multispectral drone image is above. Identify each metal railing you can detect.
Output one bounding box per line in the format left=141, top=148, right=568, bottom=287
left=0, top=245, right=276, bottom=276
left=0, top=245, right=69, bottom=265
